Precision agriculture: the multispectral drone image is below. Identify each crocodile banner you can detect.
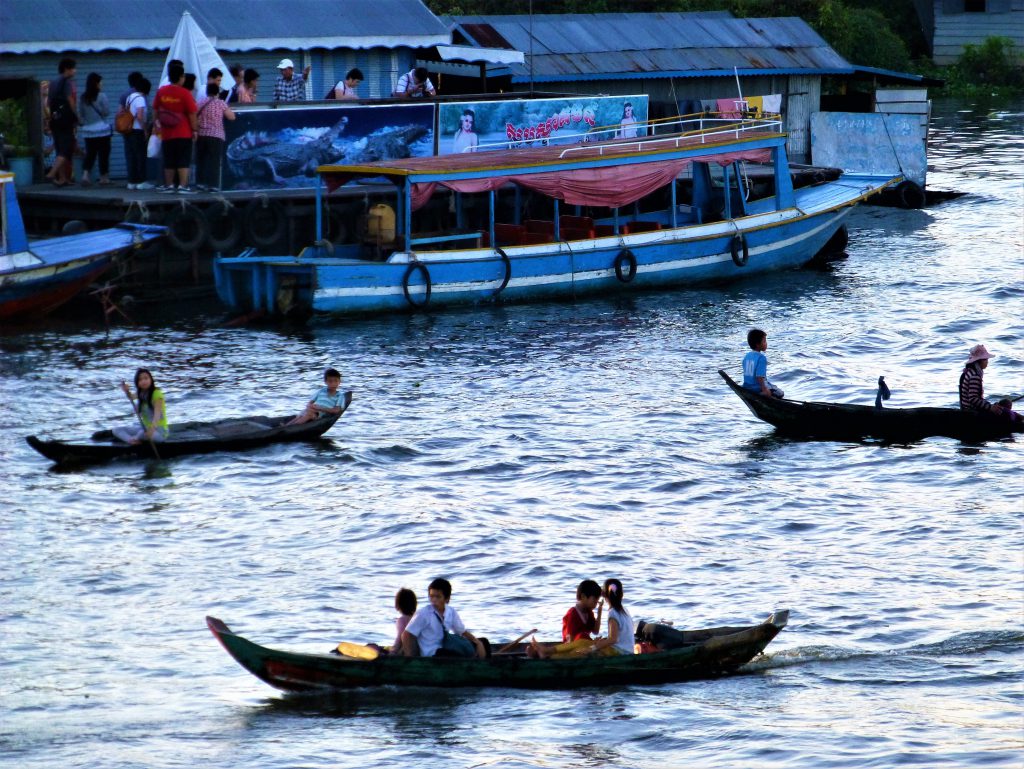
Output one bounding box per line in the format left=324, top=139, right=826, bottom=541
left=437, top=95, right=650, bottom=156
left=222, top=103, right=434, bottom=190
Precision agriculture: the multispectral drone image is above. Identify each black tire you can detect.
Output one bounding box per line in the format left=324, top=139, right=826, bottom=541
left=827, top=224, right=849, bottom=253
left=730, top=233, right=749, bottom=267
left=165, top=203, right=208, bottom=252
left=493, top=247, right=512, bottom=297
left=61, top=219, right=87, bottom=236
left=402, top=262, right=431, bottom=308
left=322, top=204, right=352, bottom=244
left=243, top=197, right=287, bottom=249
left=613, top=248, right=637, bottom=282
left=204, top=202, right=243, bottom=253
left=897, top=180, right=925, bottom=209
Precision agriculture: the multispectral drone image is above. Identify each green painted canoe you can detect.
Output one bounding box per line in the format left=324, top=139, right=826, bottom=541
left=206, top=610, right=789, bottom=692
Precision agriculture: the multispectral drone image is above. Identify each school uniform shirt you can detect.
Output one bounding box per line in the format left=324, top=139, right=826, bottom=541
left=562, top=605, right=597, bottom=642
left=310, top=387, right=344, bottom=411
left=742, top=350, right=768, bottom=391
left=404, top=605, right=466, bottom=657
left=607, top=608, right=635, bottom=655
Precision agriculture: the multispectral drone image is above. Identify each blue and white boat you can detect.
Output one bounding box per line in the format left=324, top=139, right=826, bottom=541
left=214, top=115, right=900, bottom=318
left=0, top=172, right=165, bottom=321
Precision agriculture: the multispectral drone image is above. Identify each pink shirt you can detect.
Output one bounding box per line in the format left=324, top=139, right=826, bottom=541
left=196, top=97, right=229, bottom=140
left=392, top=614, right=412, bottom=653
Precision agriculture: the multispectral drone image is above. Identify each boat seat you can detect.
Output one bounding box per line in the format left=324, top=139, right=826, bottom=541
left=623, top=221, right=662, bottom=234
left=560, top=226, right=595, bottom=241
left=559, top=215, right=594, bottom=230
left=524, top=219, right=555, bottom=235
left=493, top=222, right=527, bottom=246
left=594, top=224, right=617, bottom=237
left=520, top=232, right=550, bottom=245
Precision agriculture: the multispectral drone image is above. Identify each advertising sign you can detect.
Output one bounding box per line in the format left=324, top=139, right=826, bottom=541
left=222, top=103, right=434, bottom=190
left=437, top=95, right=649, bottom=155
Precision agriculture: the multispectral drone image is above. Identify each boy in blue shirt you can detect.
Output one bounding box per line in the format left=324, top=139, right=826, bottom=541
left=742, top=328, right=784, bottom=398
left=287, top=368, right=345, bottom=424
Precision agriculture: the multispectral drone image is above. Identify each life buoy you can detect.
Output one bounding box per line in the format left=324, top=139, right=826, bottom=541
left=613, top=249, right=637, bottom=282
left=730, top=233, right=749, bottom=267
left=402, top=262, right=431, bottom=308
left=897, top=180, right=925, bottom=210
left=165, top=203, right=208, bottom=252
left=204, top=202, right=243, bottom=253
left=493, top=247, right=512, bottom=297
left=243, top=197, right=287, bottom=249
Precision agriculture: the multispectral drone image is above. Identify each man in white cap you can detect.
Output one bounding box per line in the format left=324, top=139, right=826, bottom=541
left=959, top=344, right=1005, bottom=415
left=273, top=58, right=311, bottom=102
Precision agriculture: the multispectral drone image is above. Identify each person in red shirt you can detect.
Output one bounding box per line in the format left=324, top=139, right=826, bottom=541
left=153, top=62, right=198, bottom=193
left=528, top=580, right=603, bottom=658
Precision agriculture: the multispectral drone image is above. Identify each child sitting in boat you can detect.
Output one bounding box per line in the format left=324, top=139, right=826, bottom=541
left=114, top=368, right=169, bottom=444
left=528, top=579, right=604, bottom=658
left=287, top=368, right=344, bottom=425
left=997, top=399, right=1023, bottom=423
left=742, top=328, right=784, bottom=398
left=401, top=578, right=488, bottom=659
left=532, top=579, right=635, bottom=658
left=389, top=588, right=417, bottom=654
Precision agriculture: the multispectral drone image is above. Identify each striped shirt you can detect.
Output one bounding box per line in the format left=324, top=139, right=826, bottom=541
left=959, top=363, right=993, bottom=412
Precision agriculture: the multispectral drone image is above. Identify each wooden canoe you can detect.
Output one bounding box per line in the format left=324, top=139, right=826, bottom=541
left=25, top=391, right=352, bottom=465
left=720, top=370, right=1022, bottom=442
left=206, top=610, right=789, bottom=692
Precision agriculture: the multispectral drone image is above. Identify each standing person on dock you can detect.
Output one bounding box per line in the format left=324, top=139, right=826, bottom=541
left=225, top=64, right=244, bottom=103
left=153, top=62, right=198, bottom=194
left=44, top=58, right=78, bottom=187
left=959, top=344, right=1006, bottom=416
left=273, top=58, right=310, bottom=102
left=77, top=72, right=112, bottom=186
left=195, top=83, right=235, bottom=191
left=328, top=68, right=363, bottom=100
left=742, top=328, right=784, bottom=398
left=393, top=67, right=435, bottom=98
left=123, top=78, right=152, bottom=190
left=238, top=68, right=260, bottom=103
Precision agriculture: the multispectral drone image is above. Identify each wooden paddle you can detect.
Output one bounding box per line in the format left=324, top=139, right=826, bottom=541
left=494, top=628, right=538, bottom=656
left=122, top=381, right=160, bottom=459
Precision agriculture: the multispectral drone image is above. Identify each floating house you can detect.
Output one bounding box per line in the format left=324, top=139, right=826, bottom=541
left=912, top=0, right=1024, bottom=64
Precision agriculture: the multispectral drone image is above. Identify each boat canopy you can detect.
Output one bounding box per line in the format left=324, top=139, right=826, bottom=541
left=320, top=129, right=779, bottom=210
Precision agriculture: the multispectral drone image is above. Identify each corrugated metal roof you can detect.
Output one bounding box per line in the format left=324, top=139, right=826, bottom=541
left=450, top=13, right=852, bottom=80
left=0, top=0, right=451, bottom=54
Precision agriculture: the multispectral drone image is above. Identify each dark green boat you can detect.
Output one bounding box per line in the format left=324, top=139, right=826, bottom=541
left=206, top=610, right=789, bottom=692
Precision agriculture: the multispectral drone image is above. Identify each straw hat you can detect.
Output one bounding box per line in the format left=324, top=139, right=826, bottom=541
left=966, top=344, right=993, bottom=364
left=277, top=58, right=295, bottom=70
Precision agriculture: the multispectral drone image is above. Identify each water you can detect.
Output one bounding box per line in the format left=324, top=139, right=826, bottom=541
left=1, top=99, right=1022, bottom=768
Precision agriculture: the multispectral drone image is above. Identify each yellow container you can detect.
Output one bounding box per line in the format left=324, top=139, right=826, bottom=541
left=366, top=203, right=396, bottom=243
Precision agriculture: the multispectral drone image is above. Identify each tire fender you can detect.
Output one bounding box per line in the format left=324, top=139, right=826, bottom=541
left=493, top=247, right=512, bottom=297
left=613, top=249, right=637, bottom=283
left=165, top=203, right=208, bottom=252
left=204, top=202, right=243, bottom=253
left=897, top=180, right=925, bottom=209
left=730, top=233, right=749, bottom=267
left=402, top=262, right=431, bottom=309
left=243, top=197, right=287, bottom=249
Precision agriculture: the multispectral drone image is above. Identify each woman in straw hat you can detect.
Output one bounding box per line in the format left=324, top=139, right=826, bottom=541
left=958, top=344, right=1005, bottom=415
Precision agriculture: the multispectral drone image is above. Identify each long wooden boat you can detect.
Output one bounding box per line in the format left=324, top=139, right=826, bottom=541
left=206, top=610, right=788, bottom=692
left=720, top=370, right=1023, bottom=442
left=214, top=113, right=899, bottom=318
left=25, top=391, right=352, bottom=465
left=0, top=172, right=164, bottom=320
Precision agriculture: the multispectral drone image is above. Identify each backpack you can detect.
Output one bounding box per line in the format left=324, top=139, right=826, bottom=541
left=324, top=85, right=337, bottom=100
left=48, top=76, right=77, bottom=129
left=115, top=104, right=134, bottom=135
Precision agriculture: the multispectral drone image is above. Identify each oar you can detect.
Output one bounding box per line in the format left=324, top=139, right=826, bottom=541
left=1011, top=394, right=1024, bottom=403
left=122, top=381, right=160, bottom=459
left=494, top=628, right=538, bottom=655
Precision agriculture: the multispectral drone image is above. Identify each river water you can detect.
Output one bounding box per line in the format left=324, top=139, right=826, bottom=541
left=1, top=99, right=1022, bottom=768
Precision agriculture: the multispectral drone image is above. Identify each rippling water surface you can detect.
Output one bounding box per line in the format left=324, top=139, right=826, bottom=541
left=1, top=99, right=1022, bottom=768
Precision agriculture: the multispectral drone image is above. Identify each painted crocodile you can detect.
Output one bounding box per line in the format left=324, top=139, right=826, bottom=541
left=226, top=117, right=349, bottom=184
left=342, top=124, right=431, bottom=164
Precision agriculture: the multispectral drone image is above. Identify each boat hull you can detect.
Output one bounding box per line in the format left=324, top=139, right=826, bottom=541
left=216, top=207, right=850, bottom=318
left=25, top=394, right=351, bottom=466
left=0, top=256, right=113, bottom=320
left=207, top=611, right=788, bottom=692
left=720, top=370, right=1023, bottom=442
